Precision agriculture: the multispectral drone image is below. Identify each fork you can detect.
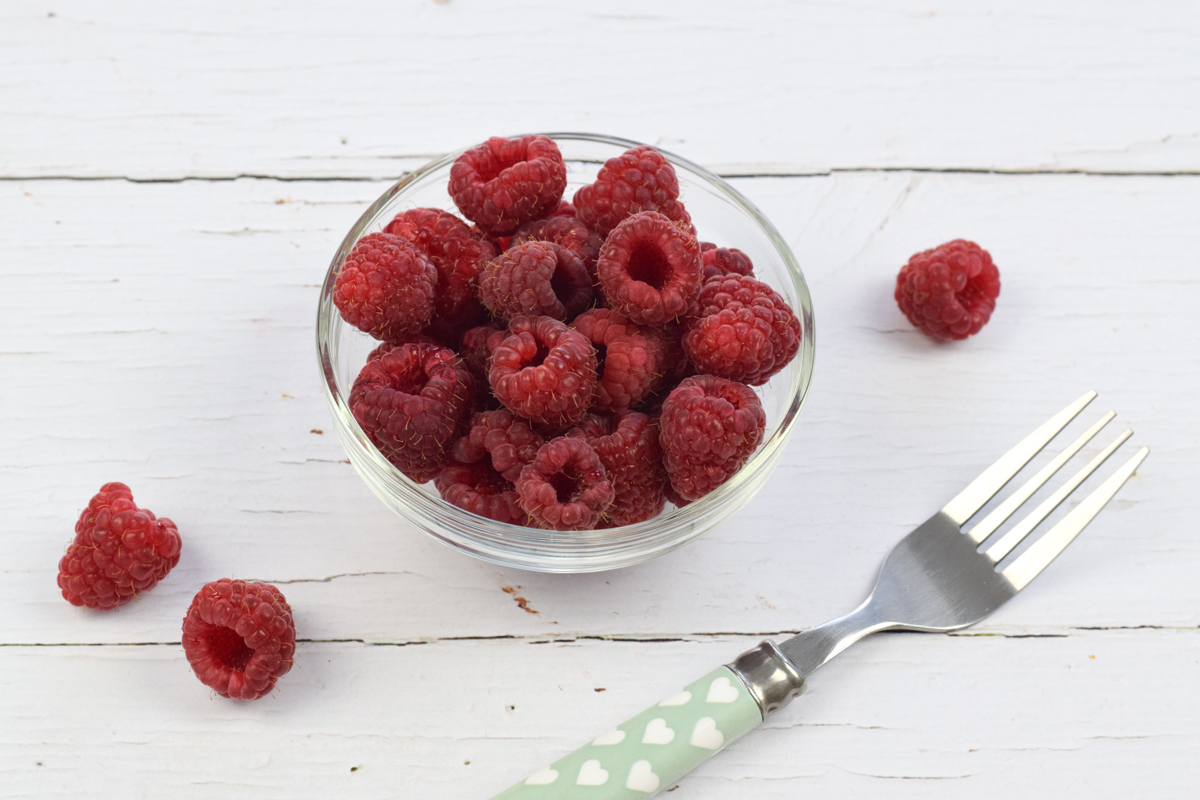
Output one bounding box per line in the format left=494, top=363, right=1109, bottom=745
left=490, top=391, right=1148, bottom=798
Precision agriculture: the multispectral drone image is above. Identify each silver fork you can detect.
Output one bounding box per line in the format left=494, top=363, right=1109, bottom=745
left=490, top=391, right=1148, bottom=799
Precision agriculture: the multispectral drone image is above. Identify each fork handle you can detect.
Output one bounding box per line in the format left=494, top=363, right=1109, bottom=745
left=488, top=642, right=805, bottom=798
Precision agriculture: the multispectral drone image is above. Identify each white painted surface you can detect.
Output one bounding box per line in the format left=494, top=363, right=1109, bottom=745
left=1, top=2, right=1197, bottom=798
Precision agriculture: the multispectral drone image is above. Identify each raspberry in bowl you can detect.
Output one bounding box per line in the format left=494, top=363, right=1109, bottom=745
left=316, top=134, right=814, bottom=572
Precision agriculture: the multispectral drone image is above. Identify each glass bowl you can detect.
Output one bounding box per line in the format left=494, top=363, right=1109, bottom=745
left=316, top=133, right=814, bottom=573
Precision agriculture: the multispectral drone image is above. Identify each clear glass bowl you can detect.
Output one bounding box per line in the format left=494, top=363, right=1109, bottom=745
left=316, top=133, right=815, bottom=573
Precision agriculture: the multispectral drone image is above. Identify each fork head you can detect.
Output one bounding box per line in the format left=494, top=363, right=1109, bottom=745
left=870, top=390, right=1148, bottom=633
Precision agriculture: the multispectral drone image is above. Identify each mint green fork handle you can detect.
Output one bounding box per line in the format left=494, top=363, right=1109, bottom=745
left=490, top=666, right=761, bottom=798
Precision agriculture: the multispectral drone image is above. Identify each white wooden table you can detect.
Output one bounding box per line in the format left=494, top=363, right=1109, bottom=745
left=3, top=2, right=1197, bottom=797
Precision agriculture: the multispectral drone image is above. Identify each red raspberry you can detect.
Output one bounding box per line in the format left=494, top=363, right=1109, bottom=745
left=515, top=437, right=615, bottom=530
left=451, top=409, right=546, bottom=483
left=333, top=233, right=438, bottom=343
left=384, top=208, right=496, bottom=344
left=597, top=211, right=703, bottom=327
left=489, top=316, right=597, bottom=428
left=460, top=323, right=506, bottom=382
left=435, top=459, right=527, bottom=525
left=349, top=344, right=475, bottom=483
left=571, top=308, right=665, bottom=411
left=573, top=144, right=694, bottom=237
left=659, top=375, right=766, bottom=501
left=479, top=241, right=593, bottom=323
left=449, top=135, right=567, bottom=235
left=895, top=240, right=1001, bottom=340
left=57, top=483, right=181, bottom=609
left=569, top=411, right=666, bottom=526
left=367, top=333, right=440, bottom=362
left=551, top=200, right=577, bottom=218
left=683, top=274, right=801, bottom=386
left=182, top=579, right=296, bottom=700
left=700, top=242, right=755, bottom=280
left=512, top=215, right=605, bottom=293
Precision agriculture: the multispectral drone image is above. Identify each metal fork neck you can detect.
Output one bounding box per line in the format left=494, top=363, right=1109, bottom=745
left=778, top=600, right=893, bottom=678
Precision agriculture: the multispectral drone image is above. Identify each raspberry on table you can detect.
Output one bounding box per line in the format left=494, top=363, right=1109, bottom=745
left=659, top=375, right=766, bottom=501
left=349, top=343, right=475, bottom=483
left=895, top=239, right=1000, bottom=340
left=597, top=211, right=703, bottom=326
left=571, top=308, right=666, bottom=411
left=182, top=578, right=296, bottom=700
left=451, top=409, right=546, bottom=483
left=512, top=215, right=605, bottom=294
left=683, top=274, right=801, bottom=386
left=515, top=437, right=615, bottom=530
left=435, top=459, right=527, bottom=525
left=333, top=233, right=439, bottom=343
left=449, top=135, right=567, bottom=236
left=489, top=315, right=597, bottom=429
left=384, top=208, right=496, bottom=345
left=573, top=144, right=694, bottom=237
left=57, top=482, right=181, bottom=609
left=569, top=411, right=666, bottom=526
left=479, top=241, right=593, bottom=323
left=700, top=242, right=755, bottom=280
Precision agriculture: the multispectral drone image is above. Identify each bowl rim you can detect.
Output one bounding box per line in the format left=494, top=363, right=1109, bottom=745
left=316, top=132, right=815, bottom=571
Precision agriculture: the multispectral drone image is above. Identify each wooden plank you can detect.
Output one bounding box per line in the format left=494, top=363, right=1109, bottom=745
left=1, top=631, right=1195, bottom=798
left=0, top=173, right=1194, bottom=647
left=1, top=1, right=1198, bottom=179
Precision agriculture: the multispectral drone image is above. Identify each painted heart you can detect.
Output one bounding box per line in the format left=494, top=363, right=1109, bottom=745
left=690, top=716, right=725, bottom=750
left=592, top=728, right=626, bottom=746
left=658, top=690, right=692, bottom=707
left=641, top=717, right=675, bottom=745
left=576, top=759, right=609, bottom=786
left=625, top=760, right=661, bottom=793
left=524, top=767, right=559, bottom=785
left=706, top=676, right=739, bottom=704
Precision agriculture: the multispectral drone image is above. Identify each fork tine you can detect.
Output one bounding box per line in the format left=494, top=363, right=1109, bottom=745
left=983, top=428, right=1132, bottom=561
left=965, top=411, right=1116, bottom=544
left=942, top=391, right=1097, bottom=525
left=1002, top=446, right=1149, bottom=591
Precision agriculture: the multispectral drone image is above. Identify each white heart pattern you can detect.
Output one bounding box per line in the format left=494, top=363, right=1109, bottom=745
left=576, top=759, right=609, bottom=786
left=641, top=717, right=676, bottom=745
left=592, top=728, right=626, bottom=746
left=658, top=690, right=692, bottom=707
left=690, top=717, right=725, bottom=750
left=706, top=676, right=739, bottom=704
left=625, top=760, right=661, bottom=793
left=525, top=767, right=558, bottom=785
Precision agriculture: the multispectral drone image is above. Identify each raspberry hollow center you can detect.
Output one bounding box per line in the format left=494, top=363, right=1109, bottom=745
left=526, top=341, right=552, bottom=368
left=207, top=624, right=254, bottom=671
left=549, top=469, right=583, bottom=503
left=625, top=243, right=672, bottom=290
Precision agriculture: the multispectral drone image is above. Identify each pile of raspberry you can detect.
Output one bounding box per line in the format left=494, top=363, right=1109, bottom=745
left=334, top=136, right=802, bottom=530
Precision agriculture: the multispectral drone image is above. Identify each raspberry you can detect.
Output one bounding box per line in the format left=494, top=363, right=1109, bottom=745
left=571, top=308, right=665, bottom=411
left=515, top=437, right=614, bottom=530
left=57, top=483, right=181, bottom=609
left=659, top=375, right=766, bottom=501
left=895, top=240, right=1001, bottom=340
left=349, top=344, right=475, bottom=483
left=384, top=208, right=496, bottom=344
left=460, top=323, right=506, bottom=383
left=451, top=409, right=546, bottom=482
left=569, top=411, right=666, bottom=526
left=182, top=579, right=296, bottom=700
left=435, top=459, right=527, bottom=525
left=683, top=274, right=801, bottom=386
left=700, top=242, right=755, bottom=280
left=489, top=316, right=597, bottom=428
left=573, top=144, right=694, bottom=237
left=449, top=135, right=567, bottom=235
left=479, top=241, right=593, bottom=323
left=597, top=211, right=703, bottom=326
left=333, top=233, right=438, bottom=343
left=512, top=215, right=605, bottom=295
left=551, top=200, right=577, bottom=218
left=367, top=333, right=439, bottom=362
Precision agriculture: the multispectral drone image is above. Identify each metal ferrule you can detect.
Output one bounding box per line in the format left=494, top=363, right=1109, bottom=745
left=725, top=640, right=806, bottom=719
